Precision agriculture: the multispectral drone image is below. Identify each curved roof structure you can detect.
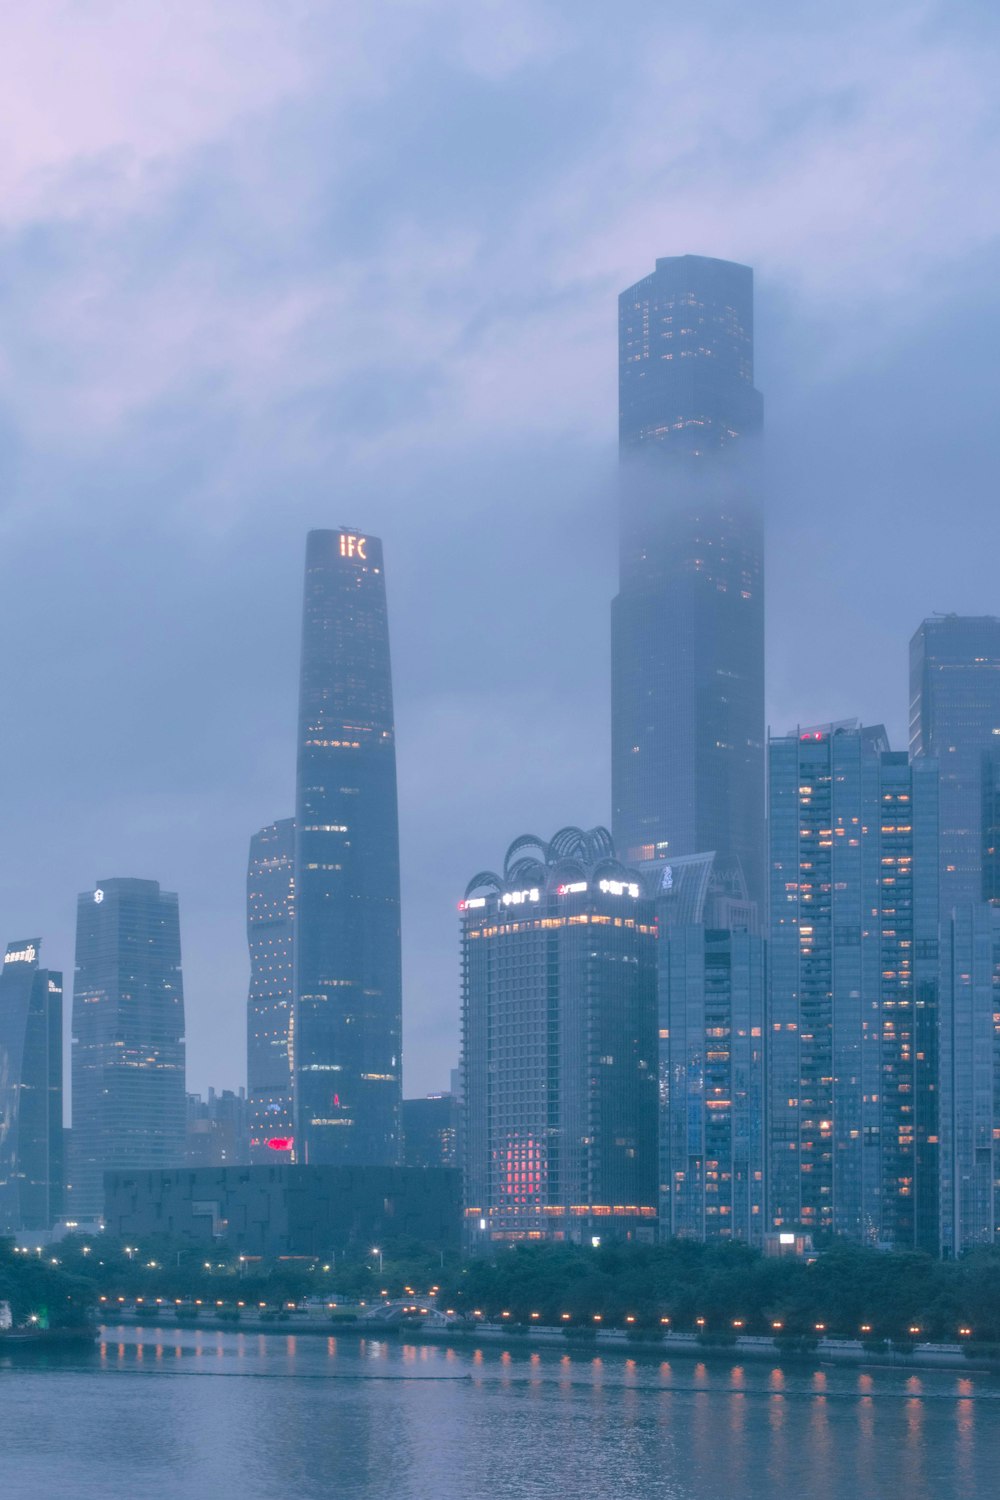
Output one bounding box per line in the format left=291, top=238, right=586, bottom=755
left=465, top=827, right=642, bottom=902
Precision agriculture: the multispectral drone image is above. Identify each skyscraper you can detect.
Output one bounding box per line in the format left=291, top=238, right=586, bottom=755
left=293, top=528, right=402, bottom=1166
left=70, top=878, right=186, bottom=1220
left=767, top=724, right=940, bottom=1251
left=461, top=827, right=659, bottom=1247
left=0, top=940, right=63, bottom=1233
left=612, top=254, right=765, bottom=904
left=939, top=904, right=1000, bottom=1255
left=658, top=919, right=765, bottom=1245
left=910, top=615, right=1000, bottom=908
left=246, top=818, right=295, bottom=1161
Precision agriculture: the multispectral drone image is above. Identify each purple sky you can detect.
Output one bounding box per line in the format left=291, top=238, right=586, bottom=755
left=1, top=0, right=999, bottom=1099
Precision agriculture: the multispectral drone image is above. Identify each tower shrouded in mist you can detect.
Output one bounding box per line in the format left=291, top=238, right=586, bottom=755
left=293, top=528, right=402, bottom=1165
left=246, top=817, right=295, bottom=1161
left=612, top=254, right=765, bottom=904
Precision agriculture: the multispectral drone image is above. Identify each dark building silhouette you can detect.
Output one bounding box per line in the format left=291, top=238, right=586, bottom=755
left=70, top=878, right=185, bottom=1221
left=910, top=615, right=1000, bottom=909
left=0, top=941, right=63, bottom=1233
left=612, top=254, right=765, bottom=904
left=294, top=529, right=402, bottom=1166
left=983, top=748, right=1000, bottom=906
left=403, top=1095, right=459, bottom=1169
left=187, top=1088, right=250, bottom=1168
left=767, top=724, right=940, bottom=1252
left=105, top=1164, right=459, bottom=1257
left=246, top=818, right=295, bottom=1161
left=461, top=827, right=658, bottom=1247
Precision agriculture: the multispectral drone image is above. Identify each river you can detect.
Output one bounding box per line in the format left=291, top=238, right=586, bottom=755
left=1, top=1323, right=998, bottom=1498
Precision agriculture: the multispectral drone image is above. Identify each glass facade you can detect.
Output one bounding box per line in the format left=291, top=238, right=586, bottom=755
left=0, top=941, right=63, bottom=1233
left=910, top=615, right=1000, bottom=908
left=659, top=924, right=765, bottom=1244
left=246, top=818, right=295, bottom=1162
left=612, top=255, right=765, bottom=905
left=293, top=529, right=402, bottom=1166
left=767, top=725, right=940, bottom=1251
left=70, top=878, right=186, bottom=1221
left=461, top=827, right=658, bottom=1247
left=939, top=905, right=1000, bottom=1255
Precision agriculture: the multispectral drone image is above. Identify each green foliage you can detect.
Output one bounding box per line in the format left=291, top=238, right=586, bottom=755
left=0, top=1237, right=96, bottom=1329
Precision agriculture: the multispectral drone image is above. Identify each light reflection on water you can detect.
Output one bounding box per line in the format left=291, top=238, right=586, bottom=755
left=1, top=1325, right=999, bottom=1500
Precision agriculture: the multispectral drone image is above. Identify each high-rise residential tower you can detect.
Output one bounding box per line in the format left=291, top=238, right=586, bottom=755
left=461, top=827, right=659, bottom=1247
left=293, top=528, right=402, bottom=1166
left=70, top=878, right=186, bottom=1220
left=767, top=724, right=940, bottom=1252
left=910, top=615, right=1000, bottom=909
left=612, top=255, right=765, bottom=904
left=0, top=940, right=63, bottom=1233
left=246, top=818, right=295, bottom=1161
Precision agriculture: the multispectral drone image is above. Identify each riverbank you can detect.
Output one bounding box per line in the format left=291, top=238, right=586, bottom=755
left=100, top=1314, right=1000, bottom=1374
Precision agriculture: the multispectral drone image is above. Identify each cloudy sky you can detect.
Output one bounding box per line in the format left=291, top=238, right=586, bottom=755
left=2, top=0, right=998, bottom=1099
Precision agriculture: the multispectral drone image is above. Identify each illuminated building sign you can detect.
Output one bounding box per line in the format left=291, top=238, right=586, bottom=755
left=266, top=1137, right=294, bottom=1152
left=94, top=889, right=105, bottom=903
left=598, top=879, right=640, bottom=899
left=339, top=533, right=367, bottom=560
left=458, top=897, right=487, bottom=911
left=502, top=888, right=539, bottom=907
left=4, top=945, right=37, bottom=965
left=557, top=881, right=588, bottom=895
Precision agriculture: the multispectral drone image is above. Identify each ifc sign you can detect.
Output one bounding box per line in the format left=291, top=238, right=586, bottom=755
left=339, top=534, right=367, bottom=560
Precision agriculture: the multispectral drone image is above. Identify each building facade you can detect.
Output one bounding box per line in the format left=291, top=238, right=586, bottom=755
left=939, top=905, right=1000, bottom=1255
left=612, top=254, right=765, bottom=905
left=0, top=941, right=63, bottom=1233
left=767, top=725, right=940, bottom=1251
left=246, top=818, right=295, bottom=1162
left=70, top=878, right=186, bottom=1221
left=659, top=924, right=765, bottom=1244
left=461, top=827, right=658, bottom=1247
left=910, top=615, right=1000, bottom=909
left=403, top=1094, right=459, bottom=1169
left=293, top=529, right=402, bottom=1166
left=187, top=1088, right=250, bottom=1168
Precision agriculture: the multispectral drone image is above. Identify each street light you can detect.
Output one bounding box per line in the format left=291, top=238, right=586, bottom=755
left=371, top=1246, right=383, bottom=1274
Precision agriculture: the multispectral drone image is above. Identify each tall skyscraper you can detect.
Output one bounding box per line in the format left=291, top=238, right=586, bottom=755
left=461, top=827, right=659, bottom=1247
left=939, top=904, right=1000, bottom=1256
left=70, top=878, right=186, bottom=1220
left=910, top=615, right=1000, bottom=908
left=658, top=915, right=765, bottom=1245
left=246, top=818, right=295, bottom=1161
left=612, top=254, right=765, bottom=904
left=0, top=940, right=63, bottom=1233
left=767, top=724, right=940, bottom=1251
left=293, top=528, right=402, bottom=1166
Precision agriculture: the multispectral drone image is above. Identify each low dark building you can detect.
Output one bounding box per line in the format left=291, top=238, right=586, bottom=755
left=403, top=1094, right=459, bottom=1169
left=104, top=1164, right=460, bottom=1256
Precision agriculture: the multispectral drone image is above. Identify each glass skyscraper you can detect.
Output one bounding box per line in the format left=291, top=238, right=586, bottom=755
left=293, top=528, right=402, bottom=1166
left=461, top=827, right=659, bottom=1247
left=767, top=724, right=940, bottom=1251
left=0, top=940, right=63, bottom=1233
left=910, top=615, right=1000, bottom=908
left=612, top=254, right=765, bottom=905
left=246, top=817, right=295, bottom=1162
left=70, top=878, right=186, bottom=1220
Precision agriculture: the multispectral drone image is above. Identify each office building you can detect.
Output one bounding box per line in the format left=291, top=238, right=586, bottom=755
left=70, top=878, right=186, bottom=1220
left=767, top=724, right=940, bottom=1251
left=294, top=529, right=402, bottom=1166
left=939, top=905, right=1000, bottom=1255
left=246, top=818, right=295, bottom=1161
left=403, top=1094, right=459, bottom=1169
left=187, top=1088, right=250, bottom=1168
left=612, top=254, right=765, bottom=904
left=0, top=941, right=63, bottom=1233
left=910, top=615, right=1000, bottom=908
left=658, top=919, right=765, bottom=1244
left=461, top=826, right=658, bottom=1246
